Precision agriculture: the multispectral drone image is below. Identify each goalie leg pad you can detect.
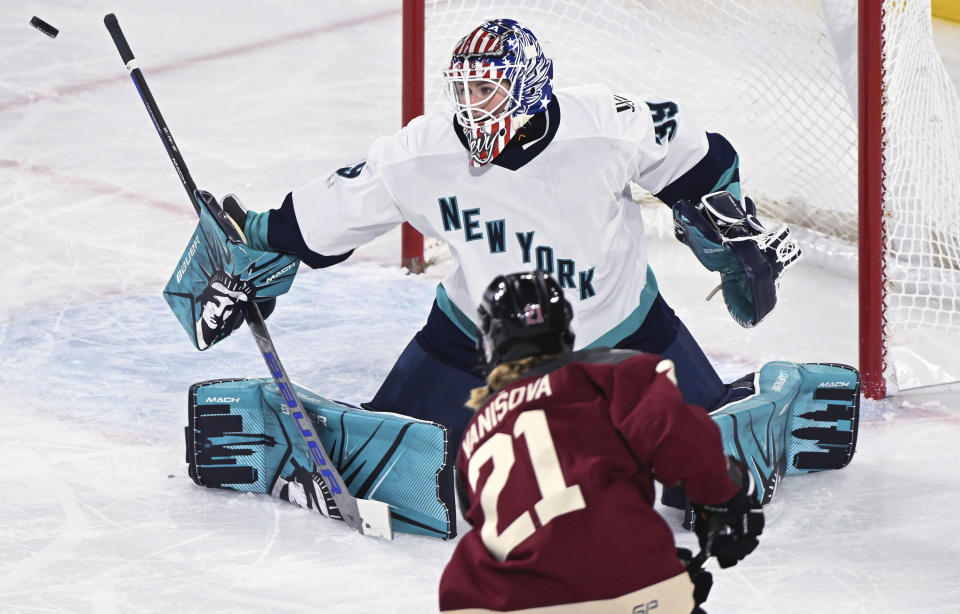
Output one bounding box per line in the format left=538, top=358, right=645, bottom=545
left=186, top=377, right=456, bottom=539
left=709, top=362, right=860, bottom=505
left=784, top=363, right=860, bottom=475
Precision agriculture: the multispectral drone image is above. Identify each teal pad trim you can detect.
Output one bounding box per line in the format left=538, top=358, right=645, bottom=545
left=585, top=266, right=659, bottom=349
left=710, top=362, right=860, bottom=505
left=709, top=154, right=741, bottom=200
left=436, top=283, right=481, bottom=341
left=243, top=209, right=273, bottom=252
left=186, top=377, right=455, bottom=539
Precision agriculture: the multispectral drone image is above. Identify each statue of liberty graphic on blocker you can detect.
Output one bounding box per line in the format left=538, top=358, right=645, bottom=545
left=194, top=269, right=254, bottom=350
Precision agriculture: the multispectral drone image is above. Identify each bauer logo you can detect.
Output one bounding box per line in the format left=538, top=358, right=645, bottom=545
left=771, top=370, right=790, bottom=392
left=176, top=235, right=202, bottom=284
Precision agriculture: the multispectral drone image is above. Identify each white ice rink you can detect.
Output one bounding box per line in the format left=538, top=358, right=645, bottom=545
left=2, top=2, right=960, bottom=612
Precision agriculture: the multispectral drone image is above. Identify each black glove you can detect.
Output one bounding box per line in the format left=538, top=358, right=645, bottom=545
left=692, top=456, right=765, bottom=569
left=676, top=547, right=712, bottom=611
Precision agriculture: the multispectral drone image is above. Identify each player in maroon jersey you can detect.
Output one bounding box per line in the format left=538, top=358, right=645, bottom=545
left=438, top=271, right=764, bottom=613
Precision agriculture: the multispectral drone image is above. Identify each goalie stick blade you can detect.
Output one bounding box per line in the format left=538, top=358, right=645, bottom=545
left=357, top=498, right=394, bottom=540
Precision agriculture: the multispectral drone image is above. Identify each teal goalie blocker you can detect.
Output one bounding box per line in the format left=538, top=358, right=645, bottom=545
left=163, top=191, right=299, bottom=351
left=186, top=377, right=456, bottom=539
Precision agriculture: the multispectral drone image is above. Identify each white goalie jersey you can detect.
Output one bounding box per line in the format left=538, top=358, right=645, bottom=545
left=290, top=84, right=710, bottom=346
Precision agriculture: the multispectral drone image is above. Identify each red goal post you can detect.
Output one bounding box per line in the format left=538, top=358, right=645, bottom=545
left=402, top=0, right=960, bottom=399
left=401, top=0, right=426, bottom=274
left=859, top=0, right=885, bottom=398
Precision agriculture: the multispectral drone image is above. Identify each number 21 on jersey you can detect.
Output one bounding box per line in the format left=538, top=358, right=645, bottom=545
left=467, top=410, right=586, bottom=561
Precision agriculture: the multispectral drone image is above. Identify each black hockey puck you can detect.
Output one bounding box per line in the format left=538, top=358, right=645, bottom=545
left=30, top=16, right=59, bottom=39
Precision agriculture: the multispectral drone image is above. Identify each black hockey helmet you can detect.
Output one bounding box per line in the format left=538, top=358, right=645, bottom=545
left=477, top=270, right=574, bottom=366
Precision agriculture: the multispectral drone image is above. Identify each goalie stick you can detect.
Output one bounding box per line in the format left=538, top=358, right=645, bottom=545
left=103, top=13, right=392, bottom=540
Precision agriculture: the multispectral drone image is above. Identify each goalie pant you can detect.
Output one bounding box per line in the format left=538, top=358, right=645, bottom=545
left=369, top=290, right=730, bottom=452
left=438, top=348, right=739, bottom=614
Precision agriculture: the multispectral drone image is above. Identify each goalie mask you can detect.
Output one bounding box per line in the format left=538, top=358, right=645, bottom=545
left=443, top=18, right=554, bottom=166
left=477, top=270, right=574, bottom=366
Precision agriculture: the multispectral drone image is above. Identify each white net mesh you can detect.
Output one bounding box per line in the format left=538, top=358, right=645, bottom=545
left=881, top=1, right=960, bottom=389
left=422, top=0, right=960, bottom=391
left=426, top=0, right=858, bottom=236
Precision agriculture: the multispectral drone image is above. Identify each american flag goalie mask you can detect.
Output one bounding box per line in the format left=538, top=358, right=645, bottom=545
left=443, top=19, right=554, bottom=166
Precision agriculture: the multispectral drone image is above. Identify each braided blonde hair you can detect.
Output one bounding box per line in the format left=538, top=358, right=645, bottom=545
left=467, top=354, right=560, bottom=410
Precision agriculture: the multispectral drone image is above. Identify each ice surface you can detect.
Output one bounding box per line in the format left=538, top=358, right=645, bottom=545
left=1, top=2, right=959, bottom=613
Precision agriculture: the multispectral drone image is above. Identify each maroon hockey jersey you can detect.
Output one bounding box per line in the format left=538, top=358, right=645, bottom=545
left=438, top=349, right=738, bottom=613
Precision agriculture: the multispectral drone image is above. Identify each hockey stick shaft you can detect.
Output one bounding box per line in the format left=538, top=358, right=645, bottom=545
left=103, top=13, right=391, bottom=539
left=104, top=14, right=200, bottom=215
left=687, top=548, right=708, bottom=572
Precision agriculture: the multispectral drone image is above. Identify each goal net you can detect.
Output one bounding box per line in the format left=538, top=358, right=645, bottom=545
left=411, top=0, right=960, bottom=395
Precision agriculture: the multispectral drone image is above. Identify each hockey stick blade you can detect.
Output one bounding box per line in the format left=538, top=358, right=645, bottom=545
left=105, top=13, right=392, bottom=540
left=356, top=498, right=394, bottom=540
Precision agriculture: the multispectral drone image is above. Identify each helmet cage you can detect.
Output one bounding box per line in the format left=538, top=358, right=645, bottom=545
left=443, top=63, right=521, bottom=128
left=443, top=19, right=554, bottom=166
